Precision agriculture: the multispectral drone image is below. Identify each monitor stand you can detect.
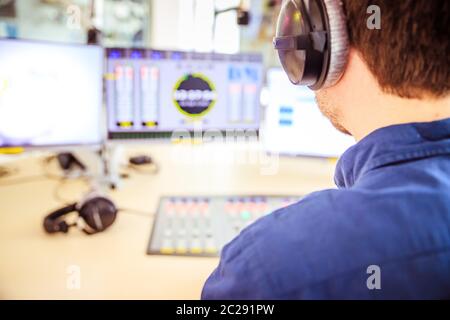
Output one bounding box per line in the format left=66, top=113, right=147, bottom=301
left=99, top=144, right=124, bottom=190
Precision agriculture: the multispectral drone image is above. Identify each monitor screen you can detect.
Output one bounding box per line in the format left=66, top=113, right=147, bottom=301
left=262, top=68, right=355, bottom=158
left=0, top=39, right=103, bottom=148
left=105, top=49, right=263, bottom=140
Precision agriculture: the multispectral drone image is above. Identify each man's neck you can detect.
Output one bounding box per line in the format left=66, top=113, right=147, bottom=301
left=346, top=93, right=450, bottom=142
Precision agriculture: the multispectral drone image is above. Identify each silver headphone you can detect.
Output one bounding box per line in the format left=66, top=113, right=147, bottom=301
left=273, top=0, right=349, bottom=90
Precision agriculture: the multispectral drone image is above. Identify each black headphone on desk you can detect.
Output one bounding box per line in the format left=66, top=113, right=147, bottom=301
left=273, top=0, right=349, bottom=90
left=43, top=192, right=118, bottom=235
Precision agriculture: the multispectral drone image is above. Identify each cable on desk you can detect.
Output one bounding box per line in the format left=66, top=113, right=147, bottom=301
left=118, top=208, right=155, bottom=218
left=2, top=154, right=153, bottom=220
left=129, top=163, right=160, bottom=175
left=52, top=178, right=71, bottom=204
left=52, top=177, right=91, bottom=205
left=120, top=161, right=160, bottom=177
left=0, top=155, right=90, bottom=189
left=0, top=167, right=62, bottom=187
left=41, top=155, right=63, bottom=180
left=41, top=155, right=86, bottom=181
left=0, top=165, right=19, bottom=179
left=0, top=174, right=51, bottom=187
left=52, top=178, right=154, bottom=218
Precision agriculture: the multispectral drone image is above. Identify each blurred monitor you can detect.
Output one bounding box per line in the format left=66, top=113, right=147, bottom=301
left=263, top=68, right=354, bottom=158
left=105, top=49, right=263, bottom=140
left=0, top=39, right=103, bottom=148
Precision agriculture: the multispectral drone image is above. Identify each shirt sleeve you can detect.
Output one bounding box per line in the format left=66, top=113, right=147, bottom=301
left=200, top=190, right=340, bottom=300
left=201, top=223, right=275, bottom=300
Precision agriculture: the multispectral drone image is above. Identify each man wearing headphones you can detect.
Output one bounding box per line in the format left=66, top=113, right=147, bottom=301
left=202, top=0, right=450, bottom=299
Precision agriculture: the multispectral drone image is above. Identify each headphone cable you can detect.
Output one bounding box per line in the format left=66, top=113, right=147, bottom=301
left=0, top=174, right=52, bottom=187
left=118, top=208, right=155, bottom=218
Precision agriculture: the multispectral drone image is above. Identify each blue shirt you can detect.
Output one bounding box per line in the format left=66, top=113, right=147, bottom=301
left=202, top=118, right=450, bottom=299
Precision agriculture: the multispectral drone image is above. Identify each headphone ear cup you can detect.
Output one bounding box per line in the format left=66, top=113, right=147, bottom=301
left=79, top=197, right=117, bottom=234
left=43, top=218, right=56, bottom=233
left=321, top=0, right=349, bottom=88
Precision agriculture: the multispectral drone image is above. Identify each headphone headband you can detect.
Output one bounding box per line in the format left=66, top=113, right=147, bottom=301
left=43, top=203, right=77, bottom=234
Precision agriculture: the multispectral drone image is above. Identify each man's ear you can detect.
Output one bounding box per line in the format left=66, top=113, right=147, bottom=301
left=338, top=49, right=360, bottom=86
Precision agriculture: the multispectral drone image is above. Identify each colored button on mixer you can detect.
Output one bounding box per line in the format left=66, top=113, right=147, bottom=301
left=190, top=247, right=203, bottom=254
left=160, top=247, right=175, bottom=254
left=205, top=247, right=217, bottom=254
left=191, top=227, right=200, bottom=237
left=176, top=239, right=188, bottom=254
left=241, top=211, right=251, bottom=220
left=160, top=239, right=174, bottom=254
left=205, top=239, right=217, bottom=254
left=164, top=229, right=172, bottom=237
left=190, top=238, right=203, bottom=254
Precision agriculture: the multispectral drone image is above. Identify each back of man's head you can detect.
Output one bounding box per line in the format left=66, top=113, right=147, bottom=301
left=343, top=0, right=449, bottom=99
left=316, top=0, right=450, bottom=140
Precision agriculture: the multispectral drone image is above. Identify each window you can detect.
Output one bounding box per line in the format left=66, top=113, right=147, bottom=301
left=177, top=0, right=240, bottom=53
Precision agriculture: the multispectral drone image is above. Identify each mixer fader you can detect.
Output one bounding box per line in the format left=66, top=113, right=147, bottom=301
left=147, top=195, right=301, bottom=257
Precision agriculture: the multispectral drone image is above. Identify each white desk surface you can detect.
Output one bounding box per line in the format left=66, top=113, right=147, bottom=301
left=0, top=143, right=337, bottom=299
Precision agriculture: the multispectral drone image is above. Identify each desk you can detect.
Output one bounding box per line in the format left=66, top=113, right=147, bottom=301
left=0, top=143, right=336, bottom=299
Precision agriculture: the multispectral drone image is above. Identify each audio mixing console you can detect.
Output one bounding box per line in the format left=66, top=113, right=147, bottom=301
left=147, top=195, right=301, bottom=257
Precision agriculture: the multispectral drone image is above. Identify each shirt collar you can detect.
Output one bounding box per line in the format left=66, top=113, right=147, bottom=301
left=335, top=117, right=450, bottom=188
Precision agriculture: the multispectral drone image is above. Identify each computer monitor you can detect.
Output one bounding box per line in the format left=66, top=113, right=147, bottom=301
left=262, top=68, right=354, bottom=158
left=0, top=39, right=103, bottom=148
left=105, top=49, right=263, bottom=140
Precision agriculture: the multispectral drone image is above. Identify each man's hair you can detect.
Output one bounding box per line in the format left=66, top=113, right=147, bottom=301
left=342, top=0, right=449, bottom=99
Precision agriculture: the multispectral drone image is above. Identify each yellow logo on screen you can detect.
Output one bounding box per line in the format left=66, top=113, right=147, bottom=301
left=172, top=73, right=217, bottom=118
left=0, top=77, right=9, bottom=96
